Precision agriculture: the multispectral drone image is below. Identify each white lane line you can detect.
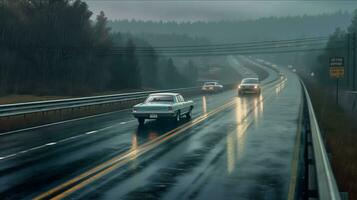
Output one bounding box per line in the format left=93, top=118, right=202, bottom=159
left=0, top=120, right=134, bottom=161
left=119, top=120, right=135, bottom=125
left=0, top=108, right=132, bottom=137
left=28, top=145, right=48, bottom=152
left=0, top=153, right=17, bottom=160
left=86, top=130, right=97, bottom=135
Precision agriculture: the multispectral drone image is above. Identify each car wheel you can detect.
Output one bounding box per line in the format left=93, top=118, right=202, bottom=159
left=175, top=111, right=181, bottom=123
left=186, top=107, right=193, bottom=119
left=138, top=118, right=145, bottom=125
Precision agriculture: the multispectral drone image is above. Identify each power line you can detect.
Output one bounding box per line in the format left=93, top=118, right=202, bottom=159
left=99, top=47, right=344, bottom=58
left=119, top=36, right=331, bottom=49
left=111, top=41, right=334, bottom=54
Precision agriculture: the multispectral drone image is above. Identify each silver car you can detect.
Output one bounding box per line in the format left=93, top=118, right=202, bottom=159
left=132, top=93, right=194, bottom=125
left=238, top=78, right=261, bottom=95
left=201, top=82, right=224, bottom=92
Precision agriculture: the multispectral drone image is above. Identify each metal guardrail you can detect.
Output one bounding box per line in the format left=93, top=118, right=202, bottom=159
left=301, top=81, right=341, bottom=200
left=0, top=57, right=278, bottom=118
left=0, top=86, right=207, bottom=117
left=345, top=90, right=357, bottom=94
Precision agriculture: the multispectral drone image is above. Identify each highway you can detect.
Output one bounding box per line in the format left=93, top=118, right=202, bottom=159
left=0, top=58, right=303, bottom=200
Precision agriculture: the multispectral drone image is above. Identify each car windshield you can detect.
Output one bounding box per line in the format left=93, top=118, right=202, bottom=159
left=242, top=79, right=259, bottom=84
left=145, top=95, right=174, bottom=103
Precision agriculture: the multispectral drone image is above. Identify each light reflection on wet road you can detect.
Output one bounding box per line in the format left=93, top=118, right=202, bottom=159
left=0, top=62, right=303, bottom=200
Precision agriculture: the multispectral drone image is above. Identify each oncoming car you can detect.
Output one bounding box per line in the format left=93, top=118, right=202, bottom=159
left=238, top=78, right=261, bottom=95
left=132, top=93, right=194, bottom=125
left=201, top=81, right=223, bottom=92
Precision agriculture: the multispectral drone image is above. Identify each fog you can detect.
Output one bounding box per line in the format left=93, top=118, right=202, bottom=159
left=85, top=0, right=357, bottom=21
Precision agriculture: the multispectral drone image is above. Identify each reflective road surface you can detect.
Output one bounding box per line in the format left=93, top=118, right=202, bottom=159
left=0, top=60, right=303, bottom=200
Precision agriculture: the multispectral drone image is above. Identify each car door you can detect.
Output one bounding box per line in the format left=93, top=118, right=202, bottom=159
left=179, top=95, right=189, bottom=113
left=175, top=95, right=183, bottom=113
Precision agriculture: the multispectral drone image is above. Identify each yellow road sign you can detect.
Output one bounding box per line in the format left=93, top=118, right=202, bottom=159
left=330, top=67, right=344, bottom=78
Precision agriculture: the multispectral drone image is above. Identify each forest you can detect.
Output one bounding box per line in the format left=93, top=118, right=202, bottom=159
left=0, top=0, right=197, bottom=96
left=1, top=0, right=354, bottom=97
left=109, top=11, right=352, bottom=43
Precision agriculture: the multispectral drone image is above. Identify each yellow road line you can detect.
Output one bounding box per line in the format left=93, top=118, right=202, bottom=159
left=35, top=77, right=285, bottom=200
left=287, top=94, right=304, bottom=200
left=34, top=98, right=238, bottom=200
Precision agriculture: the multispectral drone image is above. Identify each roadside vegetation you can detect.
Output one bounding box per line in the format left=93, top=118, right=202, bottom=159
left=304, top=79, right=357, bottom=200
left=289, top=10, right=357, bottom=199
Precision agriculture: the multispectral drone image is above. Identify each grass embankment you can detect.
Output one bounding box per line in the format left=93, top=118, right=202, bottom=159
left=305, top=80, right=357, bottom=199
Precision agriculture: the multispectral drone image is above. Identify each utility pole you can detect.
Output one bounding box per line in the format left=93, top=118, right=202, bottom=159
left=347, top=33, right=350, bottom=87
left=353, top=33, right=356, bottom=90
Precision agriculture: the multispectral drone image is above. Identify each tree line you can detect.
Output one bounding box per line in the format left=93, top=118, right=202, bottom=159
left=108, top=11, right=352, bottom=43
left=315, top=10, right=357, bottom=88
left=0, top=0, right=198, bottom=96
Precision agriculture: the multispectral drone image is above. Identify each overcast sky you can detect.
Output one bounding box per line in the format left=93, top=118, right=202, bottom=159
left=84, top=1, right=357, bottom=22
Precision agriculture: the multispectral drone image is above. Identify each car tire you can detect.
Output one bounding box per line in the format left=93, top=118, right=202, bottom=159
left=175, top=111, right=181, bottom=123
left=138, top=118, right=145, bottom=125
left=186, top=107, right=193, bottom=119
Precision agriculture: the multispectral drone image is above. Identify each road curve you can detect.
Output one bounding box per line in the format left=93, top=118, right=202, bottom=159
left=0, top=59, right=303, bottom=200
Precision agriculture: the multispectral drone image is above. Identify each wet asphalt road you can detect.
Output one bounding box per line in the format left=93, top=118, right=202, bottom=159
left=0, top=59, right=302, bottom=200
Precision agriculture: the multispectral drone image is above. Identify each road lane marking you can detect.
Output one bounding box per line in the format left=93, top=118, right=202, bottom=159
left=0, top=108, right=133, bottom=137
left=34, top=77, right=286, bottom=200
left=0, top=76, right=287, bottom=162
left=0, top=120, right=137, bottom=160
left=85, top=131, right=97, bottom=135
left=287, top=91, right=304, bottom=200
left=0, top=153, right=17, bottom=160
left=34, top=99, right=241, bottom=200
left=120, top=119, right=136, bottom=125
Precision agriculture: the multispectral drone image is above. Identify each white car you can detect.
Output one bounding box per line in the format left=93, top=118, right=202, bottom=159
left=201, top=82, right=223, bottom=92
left=132, top=93, right=194, bottom=125
left=238, top=78, right=261, bottom=95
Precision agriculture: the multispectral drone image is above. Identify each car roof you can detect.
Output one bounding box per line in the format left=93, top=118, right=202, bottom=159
left=149, top=92, right=179, bottom=96
left=204, top=81, right=218, bottom=84
left=242, top=78, right=259, bottom=81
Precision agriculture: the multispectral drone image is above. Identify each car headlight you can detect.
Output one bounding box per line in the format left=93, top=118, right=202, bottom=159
left=254, top=85, right=258, bottom=89
left=238, top=85, right=241, bottom=89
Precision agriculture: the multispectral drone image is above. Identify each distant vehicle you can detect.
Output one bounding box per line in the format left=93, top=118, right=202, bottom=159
left=238, top=78, right=261, bottom=95
left=292, top=69, right=296, bottom=73
left=132, top=93, right=194, bottom=125
left=201, top=82, right=224, bottom=92
left=288, top=65, right=293, bottom=69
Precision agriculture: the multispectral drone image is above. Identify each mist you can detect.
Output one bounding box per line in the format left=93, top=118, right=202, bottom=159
left=85, top=0, right=357, bottom=22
